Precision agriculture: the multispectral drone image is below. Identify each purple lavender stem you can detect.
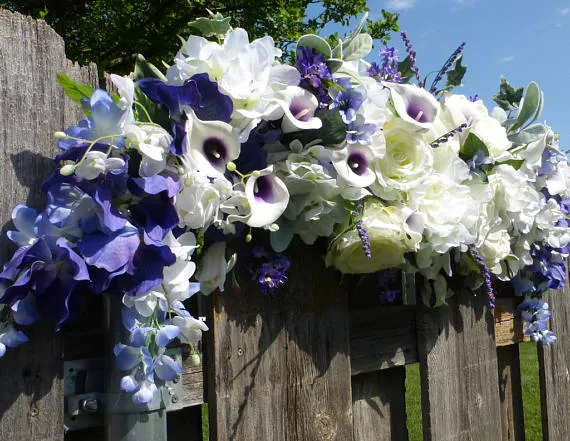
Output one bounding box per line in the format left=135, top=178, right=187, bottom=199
left=401, top=31, right=423, bottom=88
left=470, top=245, right=495, bottom=308
left=429, top=42, right=466, bottom=94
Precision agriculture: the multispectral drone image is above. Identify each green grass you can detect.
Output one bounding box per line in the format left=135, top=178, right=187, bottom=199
left=405, top=342, right=542, bottom=440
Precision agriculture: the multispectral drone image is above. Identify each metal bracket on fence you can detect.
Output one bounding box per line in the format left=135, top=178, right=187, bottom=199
left=64, top=348, right=184, bottom=431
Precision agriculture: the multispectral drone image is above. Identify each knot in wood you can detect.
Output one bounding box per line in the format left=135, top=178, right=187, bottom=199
left=315, top=412, right=336, bottom=439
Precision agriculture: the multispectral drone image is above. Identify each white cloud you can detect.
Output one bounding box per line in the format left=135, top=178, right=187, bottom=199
left=387, top=0, right=416, bottom=10
left=559, top=7, right=570, bottom=15
left=499, top=55, right=515, bottom=63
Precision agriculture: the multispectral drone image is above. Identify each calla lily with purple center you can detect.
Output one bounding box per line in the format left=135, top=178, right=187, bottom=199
left=276, top=86, right=322, bottom=134
left=333, top=145, right=377, bottom=188
left=244, top=167, right=290, bottom=228
left=386, top=83, right=440, bottom=130
left=183, top=110, right=240, bottom=178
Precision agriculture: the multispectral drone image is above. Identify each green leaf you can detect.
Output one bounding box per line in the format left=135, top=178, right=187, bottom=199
left=396, top=56, right=415, bottom=83
left=282, top=109, right=346, bottom=146
left=492, top=76, right=523, bottom=111
left=443, top=55, right=466, bottom=92
left=133, top=86, right=169, bottom=128
left=342, top=33, right=373, bottom=61
left=460, top=132, right=489, bottom=160
left=133, top=54, right=166, bottom=82
left=501, top=159, right=525, bottom=170
left=56, top=72, right=95, bottom=111
left=188, top=14, right=232, bottom=38
left=296, top=34, right=332, bottom=59
left=326, top=58, right=344, bottom=73
left=508, top=123, right=548, bottom=145
left=511, top=82, right=540, bottom=131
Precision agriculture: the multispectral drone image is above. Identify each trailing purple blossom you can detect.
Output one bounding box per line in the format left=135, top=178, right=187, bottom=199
left=470, top=245, right=495, bottom=308
left=429, top=42, right=466, bottom=94
left=517, top=297, right=557, bottom=345
left=430, top=123, right=468, bottom=148
left=401, top=32, right=423, bottom=87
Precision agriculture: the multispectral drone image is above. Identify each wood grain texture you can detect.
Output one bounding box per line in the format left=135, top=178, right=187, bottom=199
left=350, top=307, right=417, bottom=374
left=352, top=368, right=409, bottom=441
left=206, top=240, right=353, bottom=441
left=0, top=9, right=97, bottom=441
left=497, top=345, right=525, bottom=441
left=494, top=298, right=530, bottom=347
left=538, top=285, right=570, bottom=441
left=416, top=289, right=502, bottom=441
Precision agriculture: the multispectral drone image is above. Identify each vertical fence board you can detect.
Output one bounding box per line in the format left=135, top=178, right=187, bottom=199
left=0, top=9, right=97, bottom=441
left=538, top=285, right=570, bottom=441
left=497, top=345, right=525, bottom=441
left=206, top=241, right=353, bottom=441
left=352, top=367, right=408, bottom=441
left=416, top=289, right=502, bottom=441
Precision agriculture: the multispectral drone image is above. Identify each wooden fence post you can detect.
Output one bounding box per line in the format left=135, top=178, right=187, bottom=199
left=0, top=9, right=97, bottom=441
left=205, top=240, right=353, bottom=441
left=538, top=282, right=570, bottom=441
left=416, top=289, right=502, bottom=440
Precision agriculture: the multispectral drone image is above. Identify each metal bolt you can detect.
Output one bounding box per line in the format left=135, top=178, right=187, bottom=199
left=173, top=375, right=180, bottom=384
left=171, top=394, right=179, bottom=404
left=79, top=398, right=99, bottom=413
left=237, top=347, right=244, bottom=356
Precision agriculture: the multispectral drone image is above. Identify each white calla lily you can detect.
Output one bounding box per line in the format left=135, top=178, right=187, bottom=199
left=386, top=82, right=440, bottom=130
left=183, top=110, right=240, bottom=178
left=244, top=167, right=290, bottom=228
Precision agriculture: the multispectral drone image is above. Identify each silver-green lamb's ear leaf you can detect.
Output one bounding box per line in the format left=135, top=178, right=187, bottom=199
left=343, top=12, right=369, bottom=47
left=188, top=14, right=232, bottom=38
left=326, top=58, right=344, bottom=73
left=331, top=39, right=343, bottom=59
left=134, top=54, right=167, bottom=81
left=296, top=34, right=332, bottom=59
left=512, top=81, right=540, bottom=131
left=508, top=123, right=548, bottom=145
left=343, top=33, right=373, bottom=61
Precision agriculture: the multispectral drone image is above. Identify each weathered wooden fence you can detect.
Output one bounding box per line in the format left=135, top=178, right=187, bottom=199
left=1, top=9, right=569, bottom=441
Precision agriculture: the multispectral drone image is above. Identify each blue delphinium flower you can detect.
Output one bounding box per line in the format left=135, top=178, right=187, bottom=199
left=115, top=323, right=182, bottom=404
left=329, top=78, right=365, bottom=124
left=518, top=297, right=557, bottom=345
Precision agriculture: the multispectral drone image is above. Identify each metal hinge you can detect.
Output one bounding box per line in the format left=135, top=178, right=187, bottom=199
left=64, top=347, right=184, bottom=431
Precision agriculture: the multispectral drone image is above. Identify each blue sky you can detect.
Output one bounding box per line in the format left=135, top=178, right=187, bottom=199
left=326, top=0, right=570, bottom=150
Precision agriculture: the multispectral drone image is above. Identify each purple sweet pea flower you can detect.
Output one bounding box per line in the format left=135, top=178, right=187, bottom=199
left=137, top=73, right=233, bottom=124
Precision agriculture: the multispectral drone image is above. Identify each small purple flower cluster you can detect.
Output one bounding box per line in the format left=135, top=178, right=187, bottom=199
left=518, top=297, right=557, bottom=345
left=249, top=245, right=290, bottom=293
left=296, top=46, right=334, bottom=106
left=369, top=47, right=402, bottom=83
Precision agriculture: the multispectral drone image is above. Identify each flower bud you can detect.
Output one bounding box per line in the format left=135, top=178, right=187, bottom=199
left=189, top=353, right=201, bottom=367
left=54, top=131, right=67, bottom=139
left=60, top=164, right=76, bottom=176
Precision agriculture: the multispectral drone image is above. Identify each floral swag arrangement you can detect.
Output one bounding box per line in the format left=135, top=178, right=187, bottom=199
left=0, top=13, right=568, bottom=404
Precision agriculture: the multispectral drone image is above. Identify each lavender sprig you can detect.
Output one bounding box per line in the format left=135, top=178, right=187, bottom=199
left=430, top=123, right=468, bottom=148
left=352, top=202, right=372, bottom=259
left=470, top=245, right=495, bottom=308
left=401, top=32, right=423, bottom=88
left=429, top=42, right=466, bottom=94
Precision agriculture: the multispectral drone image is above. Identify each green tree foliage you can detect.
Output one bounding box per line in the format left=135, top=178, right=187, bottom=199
left=1, top=0, right=399, bottom=76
